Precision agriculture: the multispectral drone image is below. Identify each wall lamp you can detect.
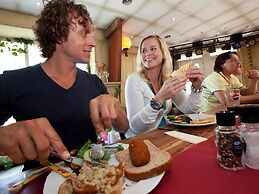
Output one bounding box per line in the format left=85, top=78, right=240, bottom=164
left=122, top=35, right=132, bottom=57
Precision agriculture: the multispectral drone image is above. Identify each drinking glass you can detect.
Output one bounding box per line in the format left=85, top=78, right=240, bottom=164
left=224, top=87, right=240, bottom=108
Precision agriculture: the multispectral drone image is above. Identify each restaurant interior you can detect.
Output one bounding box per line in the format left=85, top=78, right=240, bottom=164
left=0, top=0, right=259, bottom=194
left=0, top=0, right=259, bottom=108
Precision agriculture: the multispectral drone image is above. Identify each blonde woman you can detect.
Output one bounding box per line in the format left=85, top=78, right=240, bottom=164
left=125, top=35, right=204, bottom=138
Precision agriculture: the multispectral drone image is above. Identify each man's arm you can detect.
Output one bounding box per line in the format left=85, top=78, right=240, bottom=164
left=89, top=94, right=129, bottom=135
left=214, top=90, right=227, bottom=105
left=0, top=118, right=70, bottom=164
left=240, top=94, right=259, bottom=103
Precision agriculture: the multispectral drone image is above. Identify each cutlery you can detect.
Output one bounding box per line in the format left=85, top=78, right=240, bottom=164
left=40, top=160, right=70, bottom=178
left=50, top=150, right=105, bottom=169
left=9, top=167, right=50, bottom=191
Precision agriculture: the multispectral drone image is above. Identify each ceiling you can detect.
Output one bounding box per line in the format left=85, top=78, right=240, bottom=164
left=0, top=0, right=259, bottom=48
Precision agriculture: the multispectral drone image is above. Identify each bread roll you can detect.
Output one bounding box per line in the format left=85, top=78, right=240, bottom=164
left=115, top=140, right=171, bottom=181
left=129, top=139, right=150, bottom=167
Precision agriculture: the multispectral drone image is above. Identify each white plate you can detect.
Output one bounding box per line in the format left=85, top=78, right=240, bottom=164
left=169, top=113, right=216, bottom=127
left=43, top=143, right=164, bottom=194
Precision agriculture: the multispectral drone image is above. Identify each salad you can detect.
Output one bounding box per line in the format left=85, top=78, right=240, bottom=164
left=167, top=115, right=192, bottom=124
left=77, top=140, right=124, bottom=161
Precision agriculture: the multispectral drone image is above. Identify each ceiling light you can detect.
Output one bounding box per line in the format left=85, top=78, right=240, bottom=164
left=186, top=50, right=192, bottom=57
left=208, top=45, right=216, bottom=53
left=248, top=39, right=256, bottom=46
left=174, top=53, right=181, bottom=60
left=122, top=0, right=132, bottom=5
left=221, top=43, right=231, bottom=50
left=195, top=49, right=203, bottom=55
left=164, top=34, right=172, bottom=39
left=232, top=41, right=241, bottom=49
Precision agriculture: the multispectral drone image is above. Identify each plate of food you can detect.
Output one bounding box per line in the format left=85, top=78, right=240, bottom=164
left=167, top=113, right=216, bottom=126
left=43, top=140, right=171, bottom=194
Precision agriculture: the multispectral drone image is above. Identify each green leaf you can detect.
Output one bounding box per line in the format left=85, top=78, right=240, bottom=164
left=77, top=140, right=92, bottom=158
left=0, top=42, right=5, bottom=47
left=0, top=37, right=34, bottom=56
left=12, top=52, right=18, bottom=56
left=102, top=151, right=110, bottom=160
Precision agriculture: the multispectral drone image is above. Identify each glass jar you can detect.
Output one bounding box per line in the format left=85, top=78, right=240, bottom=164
left=215, top=111, right=245, bottom=170
left=238, top=106, right=259, bottom=170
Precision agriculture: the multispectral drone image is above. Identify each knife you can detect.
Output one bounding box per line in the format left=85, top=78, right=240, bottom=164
left=65, top=156, right=105, bottom=167
left=40, top=160, right=70, bottom=177
left=50, top=151, right=104, bottom=170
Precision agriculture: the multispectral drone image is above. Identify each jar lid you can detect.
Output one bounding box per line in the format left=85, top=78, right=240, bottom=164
left=238, top=105, right=259, bottom=123
left=216, top=111, right=236, bottom=126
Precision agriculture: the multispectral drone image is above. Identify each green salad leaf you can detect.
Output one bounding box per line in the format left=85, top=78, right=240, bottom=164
left=77, top=140, right=92, bottom=158
left=77, top=140, right=125, bottom=161
left=167, top=114, right=192, bottom=124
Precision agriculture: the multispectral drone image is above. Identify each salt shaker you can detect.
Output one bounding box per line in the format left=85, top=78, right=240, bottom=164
left=238, top=106, right=259, bottom=170
left=107, top=129, right=121, bottom=144
left=215, top=111, right=245, bottom=170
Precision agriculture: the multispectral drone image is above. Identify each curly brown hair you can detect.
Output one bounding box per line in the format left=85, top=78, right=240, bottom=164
left=33, top=0, right=93, bottom=58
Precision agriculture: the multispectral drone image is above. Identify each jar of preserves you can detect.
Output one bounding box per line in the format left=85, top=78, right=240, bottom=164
left=238, top=106, right=259, bottom=170
left=215, top=111, right=245, bottom=170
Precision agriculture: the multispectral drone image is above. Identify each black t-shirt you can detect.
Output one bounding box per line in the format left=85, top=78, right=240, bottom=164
left=0, top=64, right=108, bottom=151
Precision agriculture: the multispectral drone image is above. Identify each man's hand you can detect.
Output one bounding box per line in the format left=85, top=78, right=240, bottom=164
left=249, top=69, right=259, bottom=80
left=0, top=118, right=69, bottom=164
left=89, top=94, right=128, bottom=134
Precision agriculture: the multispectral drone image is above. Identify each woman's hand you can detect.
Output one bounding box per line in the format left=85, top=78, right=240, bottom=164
left=187, top=66, right=205, bottom=89
left=0, top=118, right=69, bottom=164
left=154, top=75, right=187, bottom=104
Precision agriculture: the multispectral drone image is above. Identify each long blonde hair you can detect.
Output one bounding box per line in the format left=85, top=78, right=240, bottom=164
left=136, top=35, right=173, bottom=83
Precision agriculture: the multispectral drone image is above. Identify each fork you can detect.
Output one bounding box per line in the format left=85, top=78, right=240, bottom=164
left=50, top=149, right=105, bottom=169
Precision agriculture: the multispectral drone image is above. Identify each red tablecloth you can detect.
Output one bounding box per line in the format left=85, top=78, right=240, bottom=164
left=151, top=137, right=259, bottom=194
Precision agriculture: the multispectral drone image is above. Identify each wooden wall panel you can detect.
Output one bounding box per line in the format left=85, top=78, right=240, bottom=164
left=105, top=18, right=123, bottom=82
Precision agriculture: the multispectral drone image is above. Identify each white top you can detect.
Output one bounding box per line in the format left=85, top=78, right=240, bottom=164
left=125, top=73, right=201, bottom=138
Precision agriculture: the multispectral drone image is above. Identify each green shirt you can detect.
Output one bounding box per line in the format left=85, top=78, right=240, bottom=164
left=201, top=72, right=243, bottom=112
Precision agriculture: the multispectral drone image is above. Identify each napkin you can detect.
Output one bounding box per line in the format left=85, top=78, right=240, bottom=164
left=164, top=131, right=207, bottom=144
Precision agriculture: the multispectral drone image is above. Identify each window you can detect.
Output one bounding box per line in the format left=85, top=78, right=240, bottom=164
left=0, top=40, right=27, bottom=74
left=27, top=44, right=45, bottom=66
left=0, top=41, right=96, bottom=74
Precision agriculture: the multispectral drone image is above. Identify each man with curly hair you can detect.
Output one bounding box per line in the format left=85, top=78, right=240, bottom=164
left=0, top=0, right=128, bottom=164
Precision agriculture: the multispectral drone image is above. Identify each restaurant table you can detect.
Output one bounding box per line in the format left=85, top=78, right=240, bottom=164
left=1, top=123, right=217, bottom=194
left=3, top=106, right=259, bottom=194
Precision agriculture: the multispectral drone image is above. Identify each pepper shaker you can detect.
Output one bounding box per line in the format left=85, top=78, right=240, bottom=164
left=215, top=111, right=245, bottom=170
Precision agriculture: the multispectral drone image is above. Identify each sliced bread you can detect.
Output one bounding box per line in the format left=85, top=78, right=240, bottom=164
left=171, top=62, right=192, bottom=78
left=115, top=140, right=171, bottom=181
